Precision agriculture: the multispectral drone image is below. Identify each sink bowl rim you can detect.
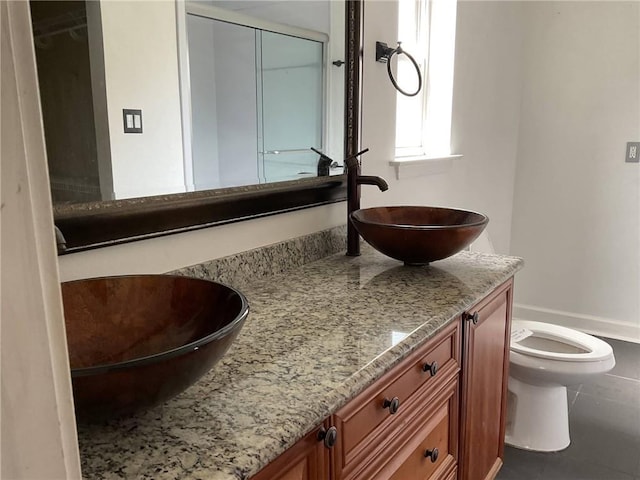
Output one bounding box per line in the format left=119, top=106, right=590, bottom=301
left=65, top=274, right=249, bottom=378
left=350, top=205, right=489, bottom=230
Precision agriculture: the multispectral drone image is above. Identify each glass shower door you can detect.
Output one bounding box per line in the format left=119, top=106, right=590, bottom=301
left=258, top=31, right=324, bottom=182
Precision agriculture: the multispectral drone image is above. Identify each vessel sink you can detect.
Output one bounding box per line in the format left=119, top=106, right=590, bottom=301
left=350, top=206, right=489, bottom=265
left=62, top=274, right=248, bottom=422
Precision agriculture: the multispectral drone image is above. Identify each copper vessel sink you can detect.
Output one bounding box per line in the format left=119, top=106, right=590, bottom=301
left=350, top=206, right=489, bottom=265
left=61, top=275, right=248, bottom=422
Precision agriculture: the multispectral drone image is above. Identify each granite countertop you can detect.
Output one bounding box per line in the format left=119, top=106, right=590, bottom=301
left=77, top=246, right=523, bottom=480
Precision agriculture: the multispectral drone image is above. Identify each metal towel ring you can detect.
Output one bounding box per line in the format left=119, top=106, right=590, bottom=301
left=375, top=41, right=422, bottom=97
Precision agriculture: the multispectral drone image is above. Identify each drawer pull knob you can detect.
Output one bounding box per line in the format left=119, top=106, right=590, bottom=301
left=317, top=426, right=338, bottom=449
left=424, top=447, right=439, bottom=463
left=382, top=396, right=401, bottom=414
left=422, top=361, right=438, bottom=377
left=464, top=311, right=480, bottom=325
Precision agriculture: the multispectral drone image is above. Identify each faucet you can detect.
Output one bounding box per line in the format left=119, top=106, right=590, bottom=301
left=54, top=225, right=67, bottom=254
left=311, top=147, right=335, bottom=177
left=345, top=148, right=389, bottom=256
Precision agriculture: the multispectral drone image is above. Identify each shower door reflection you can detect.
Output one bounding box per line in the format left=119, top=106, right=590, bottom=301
left=258, top=31, right=324, bottom=182
left=188, top=12, right=329, bottom=189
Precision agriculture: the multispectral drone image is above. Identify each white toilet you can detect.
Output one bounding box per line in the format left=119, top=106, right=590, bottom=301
left=505, top=319, right=615, bottom=452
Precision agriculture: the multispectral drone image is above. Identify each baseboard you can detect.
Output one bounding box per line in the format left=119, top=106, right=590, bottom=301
left=513, top=303, right=640, bottom=344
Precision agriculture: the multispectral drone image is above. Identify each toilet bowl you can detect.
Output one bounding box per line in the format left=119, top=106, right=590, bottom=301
left=505, top=320, right=615, bottom=452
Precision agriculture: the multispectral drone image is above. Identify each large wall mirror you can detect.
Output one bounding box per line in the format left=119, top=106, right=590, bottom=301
left=30, top=0, right=362, bottom=252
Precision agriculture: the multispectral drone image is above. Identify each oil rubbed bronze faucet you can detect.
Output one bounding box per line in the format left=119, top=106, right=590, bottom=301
left=345, top=148, right=389, bottom=256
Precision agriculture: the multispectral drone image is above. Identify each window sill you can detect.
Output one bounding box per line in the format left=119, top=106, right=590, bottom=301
left=389, top=154, right=463, bottom=180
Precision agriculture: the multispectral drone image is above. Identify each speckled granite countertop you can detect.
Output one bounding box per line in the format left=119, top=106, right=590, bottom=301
left=77, top=246, right=523, bottom=480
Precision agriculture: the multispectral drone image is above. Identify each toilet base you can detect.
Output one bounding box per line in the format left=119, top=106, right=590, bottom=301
left=504, top=376, right=570, bottom=452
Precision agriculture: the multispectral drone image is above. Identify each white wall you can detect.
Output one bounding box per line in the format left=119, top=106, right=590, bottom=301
left=450, top=1, right=524, bottom=255
left=2, top=3, right=81, bottom=477
left=99, top=1, right=186, bottom=199
left=510, top=1, right=640, bottom=342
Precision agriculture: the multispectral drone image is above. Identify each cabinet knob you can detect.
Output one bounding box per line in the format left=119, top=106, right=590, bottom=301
left=424, top=447, right=439, bottom=463
left=317, top=426, right=338, bottom=449
left=382, top=396, right=401, bottom=415
left=422, top=361, right=438, bottom=377
left=464, top=311, right=480, bottom=325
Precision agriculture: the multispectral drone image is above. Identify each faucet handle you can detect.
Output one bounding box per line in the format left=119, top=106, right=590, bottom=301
left=312, top=147, right=336, bottom=176
left=344, top=148, right=369, bottom=170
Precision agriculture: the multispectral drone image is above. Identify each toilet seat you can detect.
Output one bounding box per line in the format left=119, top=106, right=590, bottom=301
left=510, top=320, right=613, bottom=363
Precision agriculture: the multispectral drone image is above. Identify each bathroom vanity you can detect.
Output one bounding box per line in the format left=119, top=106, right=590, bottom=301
left=253, top=279, right=513, bottom=480
left=76, top=234, right=522, bottom=480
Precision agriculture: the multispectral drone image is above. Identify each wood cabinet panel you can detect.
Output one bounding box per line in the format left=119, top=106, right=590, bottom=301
left=459, top=279, right=513, bottom=480
left=332, top=322, right=460, bottom=480
left=361, top=376, right=459, bottom=480
left=252, top=423, right=329, bottom=480
left=443, top=467, right=458, bottom=480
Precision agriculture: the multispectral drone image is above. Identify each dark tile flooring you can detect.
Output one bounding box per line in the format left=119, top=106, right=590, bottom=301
left=497, top=337, right=640, bottom=480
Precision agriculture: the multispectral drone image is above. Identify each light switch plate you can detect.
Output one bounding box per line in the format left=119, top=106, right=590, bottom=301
left=123, top=109, right=143, bottom=134
left=626, top=142, right=639, bottom=163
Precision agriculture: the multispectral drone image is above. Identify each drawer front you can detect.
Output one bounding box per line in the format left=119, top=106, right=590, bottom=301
left=387, top=403, right=450, bottom=480
left=359, top=376, right=459, bottom=480
left=333, top=322, right=460, bottom=479
left=443, top=467, right=458, bottom=480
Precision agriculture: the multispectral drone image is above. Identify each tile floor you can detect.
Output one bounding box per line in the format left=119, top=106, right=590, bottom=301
left=497, top=337, right=640, bottom=480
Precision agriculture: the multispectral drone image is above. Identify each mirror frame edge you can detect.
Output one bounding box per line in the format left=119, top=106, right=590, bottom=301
left=54, top=0, right=363, bottom=254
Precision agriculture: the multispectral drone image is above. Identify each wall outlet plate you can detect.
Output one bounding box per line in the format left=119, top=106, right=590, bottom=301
left=626, top=142, right=639, bottom=163
left=123, top=109, right=143, bottom=134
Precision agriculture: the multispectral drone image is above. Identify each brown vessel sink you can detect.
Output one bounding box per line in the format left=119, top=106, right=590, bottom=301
left=61, top=275, right=249, bottom=422
left=350, top=206, right=489, bottom=266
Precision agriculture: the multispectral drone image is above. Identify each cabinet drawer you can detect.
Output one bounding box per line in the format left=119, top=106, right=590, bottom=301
left=358, top=376, right=459, bottom=480
left=333, top=322, right=460, bottom=479
left=388, top=402, right=450, bottom=480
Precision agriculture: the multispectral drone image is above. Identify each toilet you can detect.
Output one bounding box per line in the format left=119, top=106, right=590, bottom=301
left=505, top=319, right=615, bottom=452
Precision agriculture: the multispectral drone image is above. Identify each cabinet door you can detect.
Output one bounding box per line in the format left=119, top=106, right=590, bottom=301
left=251, top=423, right=330, bottom=480
left=459, top=279, right=513, bottom=480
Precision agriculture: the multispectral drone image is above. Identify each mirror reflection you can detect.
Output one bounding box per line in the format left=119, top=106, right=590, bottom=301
left=30, top=0, right=345, bottom=205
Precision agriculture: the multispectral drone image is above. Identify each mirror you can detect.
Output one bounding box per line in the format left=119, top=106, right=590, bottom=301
left=29, top=0, right=361, bottom=252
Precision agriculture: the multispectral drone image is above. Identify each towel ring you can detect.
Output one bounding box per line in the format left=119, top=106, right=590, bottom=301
left=375, top=41, right=422, bottom=97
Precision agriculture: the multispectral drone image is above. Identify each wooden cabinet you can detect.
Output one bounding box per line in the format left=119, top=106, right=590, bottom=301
left=251, top=279, right=514, bottom=480
left=252, top=423, right=330, bottom=480
left=332, top=321, right=460, bottom=480
left=459, top=279, right=513, bottom=480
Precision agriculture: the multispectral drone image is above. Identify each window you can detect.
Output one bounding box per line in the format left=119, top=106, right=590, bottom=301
left=395, top=0, right=457, bottom=159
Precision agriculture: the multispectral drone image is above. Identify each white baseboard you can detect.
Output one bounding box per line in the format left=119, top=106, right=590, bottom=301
left=513, top=303, right=640, bottom=344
